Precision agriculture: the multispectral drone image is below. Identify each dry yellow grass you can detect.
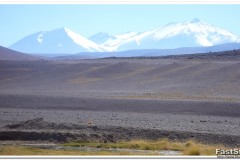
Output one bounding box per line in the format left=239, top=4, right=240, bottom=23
left=64, top=138, right=228, bottom=155
left=0, top=146, right=151, bottom=155
left=182, top=140, right=225, bottom=155
left=0, top=139, right=228, bottom=156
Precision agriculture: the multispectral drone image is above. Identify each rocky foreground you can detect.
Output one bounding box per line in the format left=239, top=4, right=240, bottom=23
left=0, top=118, right=239, bottom=147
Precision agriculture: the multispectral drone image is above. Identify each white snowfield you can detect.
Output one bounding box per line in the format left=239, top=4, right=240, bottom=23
left=10, top=19, right=240, bottom=54
left=64, top=28, right=103, bottom=52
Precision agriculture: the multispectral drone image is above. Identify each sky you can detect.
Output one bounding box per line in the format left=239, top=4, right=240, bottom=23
left=1, top=4, right=240, bottom=47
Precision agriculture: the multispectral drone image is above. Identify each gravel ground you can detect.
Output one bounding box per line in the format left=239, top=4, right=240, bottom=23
left=1, top=105, right=240, bottom=136
left=1, top=105, right=240, bottom=146
left=0, top=58, right=240, bottom=147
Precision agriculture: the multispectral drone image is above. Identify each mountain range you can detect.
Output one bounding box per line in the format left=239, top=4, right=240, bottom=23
left=8, top=19, right=240, bottom=57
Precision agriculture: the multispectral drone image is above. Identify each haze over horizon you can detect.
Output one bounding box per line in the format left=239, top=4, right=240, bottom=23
left=1, top=4, right=240, bottom=48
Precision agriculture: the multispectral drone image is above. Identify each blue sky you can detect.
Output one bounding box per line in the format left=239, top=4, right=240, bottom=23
left=1, top=4, right=240, bottom=47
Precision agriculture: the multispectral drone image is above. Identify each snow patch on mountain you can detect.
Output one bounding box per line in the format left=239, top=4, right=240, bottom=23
left=37, top=33, right=45, bottom=43
left=63, top=27, right=103, bottom=52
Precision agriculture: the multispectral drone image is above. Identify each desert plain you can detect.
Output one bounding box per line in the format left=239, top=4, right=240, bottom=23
left=0, top=51, right=240, bottom=153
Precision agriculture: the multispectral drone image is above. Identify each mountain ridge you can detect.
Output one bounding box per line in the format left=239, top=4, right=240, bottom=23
left=8, top=19, right=240, bottom=55
left=52, top=42, right=240, bottom=59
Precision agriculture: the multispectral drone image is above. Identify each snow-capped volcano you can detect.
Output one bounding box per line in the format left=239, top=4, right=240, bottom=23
left=10, top=27, right=104, bottom=54
left=102, top=18, right=239, bottom=51
left=9, top=19, right=240, bottom=55
left=150, top=18, right=239, bottom=47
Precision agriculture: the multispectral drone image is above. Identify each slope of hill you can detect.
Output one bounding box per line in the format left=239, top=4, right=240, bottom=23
left=0, top=46, right=38, bottom=61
